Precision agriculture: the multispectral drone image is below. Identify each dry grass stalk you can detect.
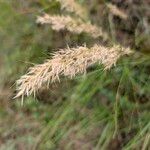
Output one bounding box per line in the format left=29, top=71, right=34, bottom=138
left=15, top=44, right=132, bottom=98
left=107, top=3, right=128, bottom=20
left=36, top=14, right=108, bottom=39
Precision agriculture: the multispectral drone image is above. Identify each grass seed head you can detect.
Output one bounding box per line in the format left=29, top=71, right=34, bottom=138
left=36, top=14, right=108, bottom=40
left=15, top=44, right=132, bottom=98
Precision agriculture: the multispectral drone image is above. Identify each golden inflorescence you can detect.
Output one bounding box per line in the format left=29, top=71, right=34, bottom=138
left=36, top=14, right=108, bottom=39
left=57, top=0, right=88, bottom=19
left=15, top=45, right=132, bottom=98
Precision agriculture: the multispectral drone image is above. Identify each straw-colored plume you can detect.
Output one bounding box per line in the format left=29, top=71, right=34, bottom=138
left=15, top=44, right=132, bottom=98
left=107, top=3, right=128, bottom=20
left=57, top=0, right=87, bottom=19
left=36, top=14, right=108, bottom=39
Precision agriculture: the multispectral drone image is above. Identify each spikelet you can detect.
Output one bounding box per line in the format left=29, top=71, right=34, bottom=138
left=15, top=44, right=132, bottom=98
left=107, top=3, right=128, bottom=20
left=36, top=14, right=108, bottom=39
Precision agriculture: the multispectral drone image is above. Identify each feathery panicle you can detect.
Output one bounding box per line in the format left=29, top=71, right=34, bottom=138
left=36, top=14, right=108, bottom=39
left=57, top=0, right=87, bottom=19
left=107, top=3, right=128, bottom=20
left=15, top=44, right=132, bottom=98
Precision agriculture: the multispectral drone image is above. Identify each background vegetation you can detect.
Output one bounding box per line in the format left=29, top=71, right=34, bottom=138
left=0, top=0, right=149, bottom=149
